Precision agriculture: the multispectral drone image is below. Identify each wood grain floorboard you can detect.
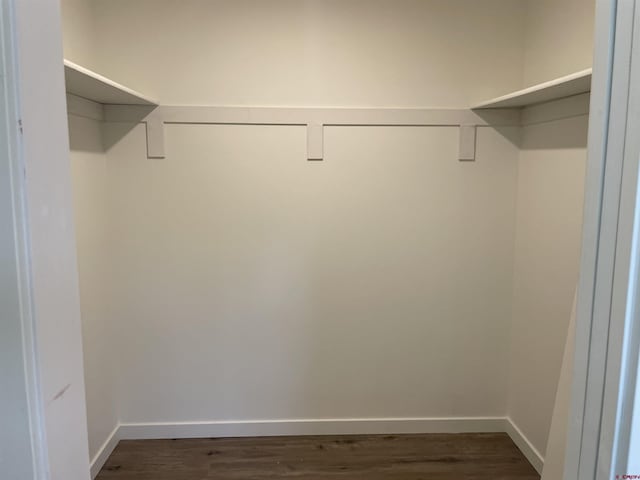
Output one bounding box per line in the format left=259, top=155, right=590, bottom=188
left=96, top=433, right=540, bottom=480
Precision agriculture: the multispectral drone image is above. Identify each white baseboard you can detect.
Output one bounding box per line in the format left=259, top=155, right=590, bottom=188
left=117, top=417, right=506, bottom=439
left=505, top=417, right=544, bottom=474
left=91, top=417, right=544, bottom=477
left=90, top=425, right=121, bottom=479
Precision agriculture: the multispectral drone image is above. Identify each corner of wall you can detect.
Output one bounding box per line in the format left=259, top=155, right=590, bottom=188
left=89, top=424, right=120, bottom=479
left=506, top=417, right=545, bottom=474
left=521, top=0, right=595, bottom=86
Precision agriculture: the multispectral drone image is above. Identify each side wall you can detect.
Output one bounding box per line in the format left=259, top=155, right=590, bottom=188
left=68, top=108, right=119, bottom=464
left=508, top=98, right=589, bottom=459
left=523, top=0, right=596, bottom=85
left=61, top=0, right=120, bottom=465
left=508, top=0, right=594, bottom=463
left=60, top=0, right=98, bottom=70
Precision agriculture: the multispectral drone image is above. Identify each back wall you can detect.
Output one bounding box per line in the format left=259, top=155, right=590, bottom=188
left=104, top=123, right=520, bottom=425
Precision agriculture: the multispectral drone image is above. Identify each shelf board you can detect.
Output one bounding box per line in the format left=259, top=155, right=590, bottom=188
left=472, top=69, right=592, bottom=109
left=64, top=60, right=158, bottom=106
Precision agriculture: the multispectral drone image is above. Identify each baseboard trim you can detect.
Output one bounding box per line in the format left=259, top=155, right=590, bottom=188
left=91, top=417, right=544, bottom=477
left=90, top=425, right=121, bottom=479
left=118, top=417, right=506, bottom=439
left=505, top=417, right=544, bottom=474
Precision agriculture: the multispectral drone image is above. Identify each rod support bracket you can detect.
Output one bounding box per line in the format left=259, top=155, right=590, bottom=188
left=458, top=125, right=477, bottom=162
left=145, top=112, right=166, bottom=159
left=307, top=123, right=324, bottom=161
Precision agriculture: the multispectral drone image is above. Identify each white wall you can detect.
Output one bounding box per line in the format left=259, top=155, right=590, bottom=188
left=523, top=0, right=595, bottom=85
left=62, top=1, right=527, bottom=438
left=508, top=109, right=588, bottom=457
left=541, top=296, right=576, bottom=480
left=61, top=0, right=119, bottom=463
left=61, top=1, right=595, bottom=472
left=15, top=0, right=91, bottom=478
left=60, top=0, right=98, bottom=70
left=506, top=0, right=594, bottom=462
left=91, top=0, right=526, bottom=107
left=103, top=122, right=519, bottom=424
left=68, top=112, right=119, bottom=461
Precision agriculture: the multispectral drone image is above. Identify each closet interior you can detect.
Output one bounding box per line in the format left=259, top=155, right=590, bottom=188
left=61, top=1, right=595, bottom=478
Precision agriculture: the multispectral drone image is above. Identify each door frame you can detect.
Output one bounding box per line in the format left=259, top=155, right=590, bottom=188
left=0, top=0, right=48, bottom=477
left=566, top=0, right=640, bottom=478
left=2, top=0, right=91, bottom=478
left=3, top=0, right=639, bottom=479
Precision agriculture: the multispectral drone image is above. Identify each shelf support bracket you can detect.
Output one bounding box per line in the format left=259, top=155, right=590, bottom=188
left=458, top=125, right=477, bottom=162
left=307, top=123, right=324, bottom=161
left=145, top=112, right=166, bottom=159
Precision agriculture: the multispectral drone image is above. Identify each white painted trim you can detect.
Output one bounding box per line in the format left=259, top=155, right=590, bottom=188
left=306, top=123, right=323, bottom=160
left=521, top=93, right=590, bottom=126
left=90, top=426, right=120, bottom=480
left=458, top=125, right=477, bottom=161
left=89, top=100, right=591, bottom=161
left=104, top=105, right=521, bottom=127
left=505, top=418, right=545, bottom=475
left=145, top=112, right=165, bottom=159
left=473, top=69, right=592, bottom=109
left=1, top=1, right=49, bottom=478
left=103, top=105, right=520, bottom=160
left=567, top=0, right=636, bottom=479
left=117, top=417, right=508, bottom=440
left=64, top=59, right=158, bottom=106
left=103, top=102, right=579, bottom=130
left=66, top=94, right=104, bottom=122
left=98, top=95, right=589, bottom=162
left=14, top=0, right=93, bottom=475
left=596, top=1, right=640, bottom=476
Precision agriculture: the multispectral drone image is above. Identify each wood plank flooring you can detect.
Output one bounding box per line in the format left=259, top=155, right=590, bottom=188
left=96, top=433, right=540, bottom=480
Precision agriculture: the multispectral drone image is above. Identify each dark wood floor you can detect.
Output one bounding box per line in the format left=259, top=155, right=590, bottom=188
left=96, top=433, right=540, bottom=480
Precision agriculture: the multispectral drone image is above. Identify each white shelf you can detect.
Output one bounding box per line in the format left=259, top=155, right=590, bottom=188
left=473, top=69, right=592, bottom=109
left=64, top=60, right=158, bottom=106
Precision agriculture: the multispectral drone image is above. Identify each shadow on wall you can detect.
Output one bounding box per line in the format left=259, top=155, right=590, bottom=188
left=521, top=114, right=589, bottom=151
left=68, top=115, right=104, bottom=153
left=486, top=125, right=522, bottom=149
left=67, top=105, right=156, bottom=154
left=102, top=106, right=157, bottom=152
left=474, top=109, right=589, bottom=152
